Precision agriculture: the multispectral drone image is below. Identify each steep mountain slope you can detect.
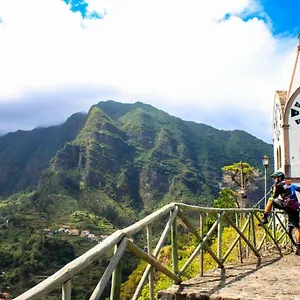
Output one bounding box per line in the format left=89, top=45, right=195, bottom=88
left=32, top=101, right=272, bottom=219
left=0, top=100, right=273, bottom=212
left=0, top=101, right=273, bottom=203
left=0, top=112, right=87, bottom=196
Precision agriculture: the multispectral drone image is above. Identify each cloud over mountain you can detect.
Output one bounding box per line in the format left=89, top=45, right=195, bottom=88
left=0, top=0, right=297, bottom=142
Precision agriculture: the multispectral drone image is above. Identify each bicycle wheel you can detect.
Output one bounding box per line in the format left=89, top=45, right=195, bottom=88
left=288, top=225, right=297, bottom=247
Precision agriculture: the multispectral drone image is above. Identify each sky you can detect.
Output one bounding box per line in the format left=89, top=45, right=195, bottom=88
left=0, top=0, right=299, bottom=143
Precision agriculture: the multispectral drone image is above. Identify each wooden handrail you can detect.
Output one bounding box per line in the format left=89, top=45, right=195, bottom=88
left=14, top=203, right=288, bottom=300
left=14, top=230, right=124, bottom=300
left=176, top=203, right=264, bottom=213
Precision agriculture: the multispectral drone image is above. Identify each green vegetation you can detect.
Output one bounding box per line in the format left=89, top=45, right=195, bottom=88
left=0, top=113, right=87, bottom=196
left=222, top=161, right=261, bottom=189
left=121, top=186, right=239, bottom=299
left=0, top=100, right=273, bottom=297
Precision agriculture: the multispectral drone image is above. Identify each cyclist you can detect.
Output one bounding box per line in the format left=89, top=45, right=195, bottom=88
left=260, top=171, right=300, bottom=255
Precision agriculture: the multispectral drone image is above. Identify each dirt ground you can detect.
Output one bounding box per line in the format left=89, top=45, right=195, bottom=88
left=158, top=247, right=300, bottom=300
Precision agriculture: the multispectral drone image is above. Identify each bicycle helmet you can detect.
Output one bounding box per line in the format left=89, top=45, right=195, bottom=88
left=270, top=171, right=285, bottom=179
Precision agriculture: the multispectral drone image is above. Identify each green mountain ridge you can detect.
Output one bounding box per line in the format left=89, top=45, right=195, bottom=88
left=0, top=100, right=273, bottom=208
left=0, top=112, right=87, bottom=196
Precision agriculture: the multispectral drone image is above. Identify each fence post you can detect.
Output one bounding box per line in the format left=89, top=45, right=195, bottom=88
left=246, top=213, right=251, bottom=257
left=272, top=210, right=276, bottom=243
left=62, top=279, right=71, bottom=300
left=251, top=212, right=256, bottom=249
left=217, top=212, right=223, bottom=260
left=199, top=213, right=204, bottom=276
left=110, top=244, right=122, bottom=300
left=171, top=210, right=178, bottom=281
left=236, top=213, right=243, bottom=263
left=147, top=225, right=154, bottom=300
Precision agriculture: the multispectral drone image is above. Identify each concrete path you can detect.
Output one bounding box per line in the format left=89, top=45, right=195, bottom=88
left=158, top=249, right=300, bottom=299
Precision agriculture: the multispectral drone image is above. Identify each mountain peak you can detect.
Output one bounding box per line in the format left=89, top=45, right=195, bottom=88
left=0, top=100, right=273, bottom=208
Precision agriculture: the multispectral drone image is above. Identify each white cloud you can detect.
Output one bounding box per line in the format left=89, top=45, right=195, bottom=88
left=0, top=0, right=298, bottom=142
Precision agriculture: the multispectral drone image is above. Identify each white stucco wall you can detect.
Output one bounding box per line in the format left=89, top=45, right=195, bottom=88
left=288, top=93, right=300, bottom=177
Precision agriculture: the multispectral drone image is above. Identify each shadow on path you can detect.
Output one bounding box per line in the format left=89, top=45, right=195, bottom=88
left=206, top=255, right=282, bottom=296
left=159, top=252, right=289, bottom=299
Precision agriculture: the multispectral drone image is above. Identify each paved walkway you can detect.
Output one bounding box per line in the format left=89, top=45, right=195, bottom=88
left=158, top=248, right=300, bottom=299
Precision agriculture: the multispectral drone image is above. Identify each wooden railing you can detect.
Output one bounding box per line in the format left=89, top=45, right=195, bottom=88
left=14, top=203, right=291, bottom=300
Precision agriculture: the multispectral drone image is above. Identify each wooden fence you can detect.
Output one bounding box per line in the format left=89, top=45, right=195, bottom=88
left=14, top=203, right=291, bottom=300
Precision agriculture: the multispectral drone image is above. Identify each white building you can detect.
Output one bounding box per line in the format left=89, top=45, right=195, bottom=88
left=273, top=40, right=300, bottom=184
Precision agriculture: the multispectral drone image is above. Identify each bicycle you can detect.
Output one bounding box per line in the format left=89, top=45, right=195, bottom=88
left=271, top=208, right=299, bottom=247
